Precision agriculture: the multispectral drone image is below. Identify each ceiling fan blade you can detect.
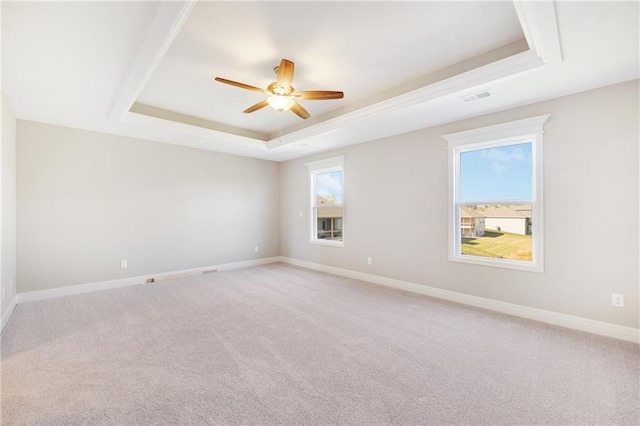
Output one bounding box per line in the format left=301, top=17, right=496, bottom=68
left=243, top=100, right=269, bottom=113
left=214, top=77, right=265, bottom=93
left=292, top=91, right=344, bottom=100
left=276, top=59, right=295, bottom=89
left=290, top=102, right=310, bottom=119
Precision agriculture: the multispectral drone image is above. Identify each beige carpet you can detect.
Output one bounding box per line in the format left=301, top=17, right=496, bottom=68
left=1, top=263, right=638, bottom=425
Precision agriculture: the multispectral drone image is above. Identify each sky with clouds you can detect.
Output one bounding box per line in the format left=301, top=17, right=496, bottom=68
left=316, top=171, right=343, bottom=203
left=460, top=142, right=532, bottom=202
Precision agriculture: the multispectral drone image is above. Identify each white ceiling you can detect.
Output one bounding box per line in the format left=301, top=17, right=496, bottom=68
left=2, top=1, right=639, bottom=162
left=137, top=1, right=524, bottom=135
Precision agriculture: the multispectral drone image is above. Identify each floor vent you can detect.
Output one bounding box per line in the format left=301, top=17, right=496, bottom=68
left=153, top=271, right=203, bottom=282
left=144, top=269, right=217, bottom=284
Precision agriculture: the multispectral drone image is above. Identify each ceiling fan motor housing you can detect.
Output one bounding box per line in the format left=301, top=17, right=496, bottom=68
left=268, top=82, right=294, bottom=96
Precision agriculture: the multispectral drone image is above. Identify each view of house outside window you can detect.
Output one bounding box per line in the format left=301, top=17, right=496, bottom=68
left=459, top=142, right=533, bottom=261
left=306, top=156, right=344, bottom=247
left=444, top=114, right=547, bottom=272
left=315, top=171, right=343, bottom=241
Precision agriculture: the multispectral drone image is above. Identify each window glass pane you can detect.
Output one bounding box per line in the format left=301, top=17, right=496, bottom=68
left=316, top=206, right=343, bottom=241
left=460, top=142, right=532, bottom=202
left=316, top=171, right=343, bottom=205
left=460, top=204, right=532, bottom=261
left=445, top=116, right=547, bottom=271
left=306, top=156, right=344, bottom=246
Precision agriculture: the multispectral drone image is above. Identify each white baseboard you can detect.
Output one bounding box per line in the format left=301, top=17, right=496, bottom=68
left=11, top=256, right=639, bottom=344
left=280, top=257, right=640, bottom=344
left=16, top=257, right=281, bottom=304
left=1, top=295, right=17, bottom=333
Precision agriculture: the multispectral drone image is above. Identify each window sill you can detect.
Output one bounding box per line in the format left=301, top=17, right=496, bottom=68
left=309, top=239, right=344, bottom=248
left=450, top=254, right=543, bottom=273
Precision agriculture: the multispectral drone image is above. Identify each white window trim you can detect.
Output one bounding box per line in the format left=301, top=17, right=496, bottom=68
left=305, top=156, right=345, bottom=248
left=443, top=115, right=549, bottom=273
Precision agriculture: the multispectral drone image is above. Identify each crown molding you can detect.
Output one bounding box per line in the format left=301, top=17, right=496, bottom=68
left=111, top=0, right=562, bottom=154
left=266, top=48, right=545, bottom=149
left=109, top=1, right=197, bottom=121
left=513, top=0, right=563, bottom=65
left=120, top=108, right=268, bottom=152
left=266, top=1, right=562, bottom=149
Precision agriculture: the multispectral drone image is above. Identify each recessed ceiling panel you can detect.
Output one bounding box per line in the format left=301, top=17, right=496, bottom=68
left=136, top=1, right=524, bottom=135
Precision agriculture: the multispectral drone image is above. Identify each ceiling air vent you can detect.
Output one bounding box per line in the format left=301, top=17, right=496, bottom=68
left=461, top=90, right=493, bottom=103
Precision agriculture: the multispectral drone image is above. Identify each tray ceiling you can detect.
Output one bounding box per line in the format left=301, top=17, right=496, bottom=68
left=2, top=1, right=638, bottom=161
left=135, top=1, right=525, bottom=136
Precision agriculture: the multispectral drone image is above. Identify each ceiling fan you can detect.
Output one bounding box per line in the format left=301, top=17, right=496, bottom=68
left=214, top=59, right=344, bottom=119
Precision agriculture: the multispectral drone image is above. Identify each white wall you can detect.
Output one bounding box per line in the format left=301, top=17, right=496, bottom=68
left=280, top=79, right=639, bottom=329
left=1, top=92, right=17, bottom=326
left=17, top=121, right=280, bottom=292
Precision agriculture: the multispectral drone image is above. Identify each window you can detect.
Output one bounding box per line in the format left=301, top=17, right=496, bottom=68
left=443, top=115, right=549, bottom=272
left=305, top=156, right=344, bottom=247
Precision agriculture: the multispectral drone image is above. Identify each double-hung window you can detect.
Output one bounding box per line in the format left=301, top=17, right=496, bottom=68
left=443, top=115, right=549, bottom=272
left=305, top=156, right=344, bottom=247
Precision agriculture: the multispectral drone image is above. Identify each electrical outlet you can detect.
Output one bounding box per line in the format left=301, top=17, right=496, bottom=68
left=120, top=259, right=128, bottom=269
left=611, top=293, right=624, bottom=307
left=254, top=246, right=259, bottom=253
left=367, top=257, right=372, bottom=265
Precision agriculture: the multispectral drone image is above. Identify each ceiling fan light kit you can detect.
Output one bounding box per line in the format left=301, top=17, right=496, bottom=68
left=215, top=58, right=344, bottom=119
left=267, top=95, right=295, bottom=112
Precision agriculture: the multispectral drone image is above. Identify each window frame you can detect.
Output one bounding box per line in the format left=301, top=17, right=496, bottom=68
left=443, top=115, right=549, bottom=273
left=305, top=156, right=345, bottom=248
